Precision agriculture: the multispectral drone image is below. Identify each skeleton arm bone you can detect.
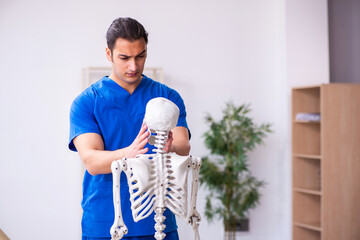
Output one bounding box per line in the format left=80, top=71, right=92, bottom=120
left=110, top=160, right=128, bottom=240
left=186, top=156, right=202, bottom=240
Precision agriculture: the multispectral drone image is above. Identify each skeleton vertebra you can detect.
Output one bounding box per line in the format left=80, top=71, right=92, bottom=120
left=110, top=97, right=201, bottom=240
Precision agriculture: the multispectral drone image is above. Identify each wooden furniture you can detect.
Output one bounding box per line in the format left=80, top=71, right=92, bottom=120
left=292, top=84, right=360, bottom=240
left=0, top=228, right=10, bottom=240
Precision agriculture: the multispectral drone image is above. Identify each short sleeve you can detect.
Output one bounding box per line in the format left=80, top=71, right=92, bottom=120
left=168, top=89, right=191, bottom=139
left=68, top=91, right=102, bottom=151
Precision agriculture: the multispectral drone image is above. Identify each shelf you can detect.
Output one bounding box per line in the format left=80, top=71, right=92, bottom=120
left=292, top=123, right=321, bottom=155
left=293, top=226, right=321, bottom=240
left=292, top=84, right=360, bottom=240
left=293, top=192, right=321, bottom=227
left=294, top=221, right=322, bottom=232
left=293, top=156, right=321, bottom=192
left=292, top=85, right=321, bottom=90
left=293, top=120, right=320, bottom=124
left=292, top=87, right=320, bottom=119
left=293, top=153, right=321, bottom=160
left=294, top=188, right=322, bottom=196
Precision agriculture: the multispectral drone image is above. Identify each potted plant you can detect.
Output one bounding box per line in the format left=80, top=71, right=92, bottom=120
left=199, top=102, right=272, bottom=240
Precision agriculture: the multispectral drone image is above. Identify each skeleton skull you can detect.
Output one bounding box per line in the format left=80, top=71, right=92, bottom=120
left=144, top=97, right=179, bottom=131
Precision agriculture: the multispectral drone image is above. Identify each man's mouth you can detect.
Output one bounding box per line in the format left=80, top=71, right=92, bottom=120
left=127, top=72, right=138, bottom=77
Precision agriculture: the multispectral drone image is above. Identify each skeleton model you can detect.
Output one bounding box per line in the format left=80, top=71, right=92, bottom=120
left=110, top=97, right=201, bottom=240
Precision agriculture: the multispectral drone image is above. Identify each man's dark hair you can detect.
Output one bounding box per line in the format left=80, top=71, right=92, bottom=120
left=106, top=17, right=148, bottom=53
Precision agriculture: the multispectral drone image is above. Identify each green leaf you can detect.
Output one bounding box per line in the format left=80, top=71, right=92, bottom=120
left=200, top=101, right=271, bottom=224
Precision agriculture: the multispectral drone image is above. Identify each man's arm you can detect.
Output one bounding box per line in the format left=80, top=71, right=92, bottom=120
left=167, top=126, right=191, bottom=156
left=73, top=124, right=150, bottom=175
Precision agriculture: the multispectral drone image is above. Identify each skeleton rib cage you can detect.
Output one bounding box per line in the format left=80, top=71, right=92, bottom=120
left=110, top=131, right=201, bottom=240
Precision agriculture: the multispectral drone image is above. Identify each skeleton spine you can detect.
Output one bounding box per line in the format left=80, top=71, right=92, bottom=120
left=153, top=130, right=168, bottom=239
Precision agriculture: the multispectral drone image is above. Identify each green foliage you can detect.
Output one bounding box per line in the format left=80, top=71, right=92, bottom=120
left=199, top=102, right=272, bottom=228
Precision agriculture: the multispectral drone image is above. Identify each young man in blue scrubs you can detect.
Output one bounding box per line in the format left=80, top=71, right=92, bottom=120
left=69, top=17, right=191, bottom=240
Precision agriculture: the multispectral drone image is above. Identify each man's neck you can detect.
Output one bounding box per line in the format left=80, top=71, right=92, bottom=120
left=109, top=74, right=143, bottom=95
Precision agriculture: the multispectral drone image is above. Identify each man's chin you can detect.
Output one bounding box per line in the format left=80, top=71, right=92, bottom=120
left=123, top=75, right=142, bottom=84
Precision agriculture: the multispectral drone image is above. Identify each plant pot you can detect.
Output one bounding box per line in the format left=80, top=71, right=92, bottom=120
left=224, top=218, right=249, bottom=240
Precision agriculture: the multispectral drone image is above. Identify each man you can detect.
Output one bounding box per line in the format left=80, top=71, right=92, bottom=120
left=69, top=17, right=191, bottom=240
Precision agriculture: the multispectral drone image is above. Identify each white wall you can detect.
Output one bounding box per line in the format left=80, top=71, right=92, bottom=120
left=286, top=0, right=330, bottom=87
left=0, top=0, right=328, bottom=239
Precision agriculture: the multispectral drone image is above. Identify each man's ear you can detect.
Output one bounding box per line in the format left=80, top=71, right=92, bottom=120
left=106, top=47, right=113, bottom=62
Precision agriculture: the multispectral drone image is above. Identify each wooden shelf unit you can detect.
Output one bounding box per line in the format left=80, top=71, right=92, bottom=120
left=292, top=84, right=360, bottom=240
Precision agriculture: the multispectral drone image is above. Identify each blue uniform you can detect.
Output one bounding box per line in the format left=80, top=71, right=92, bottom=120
left=69, top=75, right=189, bottom=238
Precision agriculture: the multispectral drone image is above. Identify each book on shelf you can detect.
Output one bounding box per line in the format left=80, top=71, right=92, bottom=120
left=295, top=112, right=321, bottom=122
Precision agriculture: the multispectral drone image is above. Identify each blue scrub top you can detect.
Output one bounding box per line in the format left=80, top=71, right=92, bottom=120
left=69, top=75, right=190, bottom=237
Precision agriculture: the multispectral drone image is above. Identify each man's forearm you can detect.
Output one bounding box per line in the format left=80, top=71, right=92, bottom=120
left=80, top=148, right=128, bottom=175
left=170, top=126, right=191, bottom=156
left=74, top=126, right=149, bottom=176
left=170, top=141, right=191, bottom=156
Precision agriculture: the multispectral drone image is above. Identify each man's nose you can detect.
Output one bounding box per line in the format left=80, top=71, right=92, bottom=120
left=128, top=59, right=137, bottom=71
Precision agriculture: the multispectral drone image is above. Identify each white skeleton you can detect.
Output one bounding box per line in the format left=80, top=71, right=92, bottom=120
left=110, top=97, right=201, bottom=240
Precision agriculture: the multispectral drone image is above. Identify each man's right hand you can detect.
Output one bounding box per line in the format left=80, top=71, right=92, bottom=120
left=124, top=123, right=150, bottom=158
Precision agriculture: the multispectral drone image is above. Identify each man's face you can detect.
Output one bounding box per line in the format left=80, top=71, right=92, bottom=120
left=106, top=38, right=147, bottom=87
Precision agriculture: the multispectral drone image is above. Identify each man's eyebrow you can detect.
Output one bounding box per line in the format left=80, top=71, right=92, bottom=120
left=136, top=49, right=147, bottom=57
left=118, top=49, right=147, bottom=58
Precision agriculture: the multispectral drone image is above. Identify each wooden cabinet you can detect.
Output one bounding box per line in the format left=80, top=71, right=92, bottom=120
left=292, top=84, right=360, bottom=240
